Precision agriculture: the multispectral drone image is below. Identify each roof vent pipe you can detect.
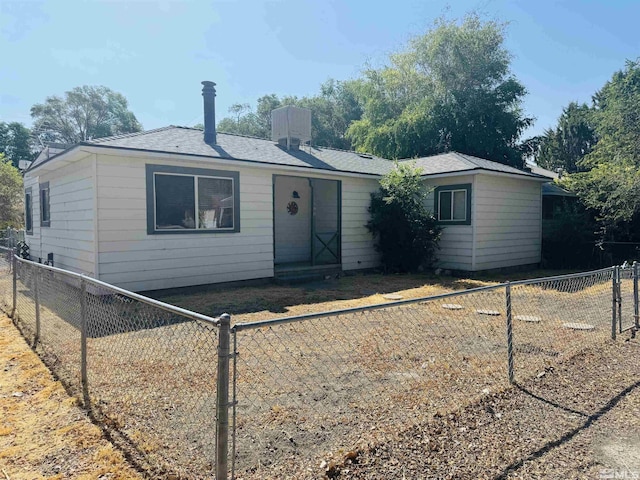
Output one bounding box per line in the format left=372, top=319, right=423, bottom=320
left=201, top=81, right=217, bottom=145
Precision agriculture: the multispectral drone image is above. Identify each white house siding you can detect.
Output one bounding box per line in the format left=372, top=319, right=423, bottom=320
left=24, top=157, right=96, bottom=276
left=340, top=177, right=380, bottom=271
left=95, top=153, right=274, bottom=291
left=473, top=174, right=542, bottom=270
left=95, top=153, right=379, bottom=291
left=424, top=175, right=475, bottom=271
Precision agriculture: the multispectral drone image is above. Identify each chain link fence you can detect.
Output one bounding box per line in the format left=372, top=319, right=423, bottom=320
left=229, top=266, right=619, bottom=478
left=0, top=253, right=638, bottom=479
left=0, top=228, right=24, bottom=249
left=4, top=255, right=222, bottom=478
left=0, top=246, right=12, bottom=310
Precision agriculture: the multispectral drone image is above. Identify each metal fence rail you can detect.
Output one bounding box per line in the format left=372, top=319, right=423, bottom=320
left=0, top=253, right=637, bottom=480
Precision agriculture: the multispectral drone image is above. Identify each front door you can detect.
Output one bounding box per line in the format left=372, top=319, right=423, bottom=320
left=274, top=176, right=311, bottom=264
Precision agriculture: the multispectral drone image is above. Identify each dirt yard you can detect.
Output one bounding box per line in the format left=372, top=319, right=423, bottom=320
left=0, top=314, right=142, bottom=480
left=150, top=269, right=578, bottom=322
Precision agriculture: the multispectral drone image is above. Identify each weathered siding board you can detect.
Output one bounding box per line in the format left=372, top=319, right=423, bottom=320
left=341, top=177, right=380, bottom=270
left=474, top=174, right=542, bottom=270
left=24, top=156, right=96, bottom=276
left=424, top=175, right=475, bottom=270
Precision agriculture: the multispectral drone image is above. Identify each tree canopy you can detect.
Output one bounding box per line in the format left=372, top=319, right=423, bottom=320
left=0, top=154, right=24, bottom=229
left=31, top=85, right=142, bottom=144
left=0, top=121, right=35, bottom=168
left=216, top=79, right=362, bottom=150
left=561, top=60, right=640, bottom=238
left=346, top=14, right=531, bottom=166
left=529, top=102, right=597, bottom=173
left=216, top=14, right=530, bottom=165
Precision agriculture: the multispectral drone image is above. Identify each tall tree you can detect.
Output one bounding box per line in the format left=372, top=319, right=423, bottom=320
left=346, top=14, right=532, bottom=166
left=0, top=154, right=23, bottom=229
left=532, top=102, right=597, bottom=173
left=0, top=121, right=35, bottom=168
left=31, top=85, right=142, bottom=144
left=564, top=60, right=640, bottom=237
left=216, top=80, right=363, bottom=149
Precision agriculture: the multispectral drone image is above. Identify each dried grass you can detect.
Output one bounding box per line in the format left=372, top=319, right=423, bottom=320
left=0, top=314, right=142, bottom=480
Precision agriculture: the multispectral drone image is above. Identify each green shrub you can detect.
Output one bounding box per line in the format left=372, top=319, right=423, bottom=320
left=367, top=162, right=442, bottom=272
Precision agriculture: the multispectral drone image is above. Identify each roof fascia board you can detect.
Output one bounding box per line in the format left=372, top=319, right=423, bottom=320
left=25, top=145, right=88, bottom=174
left=421, top=168, right=550, bottom=182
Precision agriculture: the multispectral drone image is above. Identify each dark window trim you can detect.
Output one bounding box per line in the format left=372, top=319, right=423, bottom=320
left=434, top=183, right=472, bottom=226
left=145, top=164, right=240, bottom=235
left=39, top=182, right=50, bottom=227
left=25, top=187, right=33, bottom=235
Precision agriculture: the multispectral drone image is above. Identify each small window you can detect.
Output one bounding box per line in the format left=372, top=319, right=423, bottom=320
left=435, top=184, right=471, bottom=226
left=40, top=182, right=50, bottom=227
left=25, top=188, right=33, bottom=234
left=146, top=165, right=240, bottom=234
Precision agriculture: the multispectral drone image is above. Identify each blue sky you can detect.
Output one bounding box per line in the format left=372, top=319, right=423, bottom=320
left=1, top=0, right=638, bottom=141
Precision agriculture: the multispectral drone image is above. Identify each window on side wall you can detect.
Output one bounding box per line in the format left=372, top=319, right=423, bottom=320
left=145, top=165, right=240, bottom=234
left=40, top=182, right=50, bottom=227
left=435, top=184, right=471, bottom=226
left=25, top=188, right=33, bottom=234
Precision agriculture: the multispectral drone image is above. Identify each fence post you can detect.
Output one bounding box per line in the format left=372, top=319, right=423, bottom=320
left=11, top=253, right=17, bottom=318
left=34, top=268, right=40, bottom=345
left=612, top=266, right=618, bottom=340
left=505, top=282, right=515, bottom=384
left=80, top=278, right=88, bottom=402
left=216, top=313, right=231, bottom=480
left=634, top=261, right=639, bottom=330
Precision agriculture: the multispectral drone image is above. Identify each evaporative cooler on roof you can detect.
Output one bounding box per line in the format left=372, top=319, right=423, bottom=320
left=271, top=105, right=312, bottom=150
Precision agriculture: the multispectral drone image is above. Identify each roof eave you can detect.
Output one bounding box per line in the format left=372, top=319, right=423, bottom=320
left=25, top=144, right=86, bottom=174
left=420, top=167, right=551, bottom=182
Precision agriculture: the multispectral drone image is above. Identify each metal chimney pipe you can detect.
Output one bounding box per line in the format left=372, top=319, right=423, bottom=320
left=202, top=81, right=216, bottom=145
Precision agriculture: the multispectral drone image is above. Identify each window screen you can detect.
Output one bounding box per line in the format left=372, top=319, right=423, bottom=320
left=153, top=173, right=236, bottom=231
left=198, top=177, right=234, bottom=229
left=436, top=184, right=471, bottom=225
left=40, top=183, right=50, bottom=227
left=453, top=190, right=466, bottom=220
left=25, top=189, right=33, bottom=233
left=439, top=191, right=452, bottom=221
left=154, top=174, right=196, bottom=230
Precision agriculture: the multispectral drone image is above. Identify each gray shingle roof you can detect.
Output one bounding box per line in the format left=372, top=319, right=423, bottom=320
left=85, top=126, right=392, bottom=175
left=30, top=126, right=550, bottom=180
left=405, top=151, right=548, bottom=178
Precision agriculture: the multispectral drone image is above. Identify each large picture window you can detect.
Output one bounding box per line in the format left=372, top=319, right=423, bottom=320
left=25, top=187, right=33, bottom=234
left=434, top=184, right=471, bottom=226
left=40, top=182, right=50, bottom=227
left=146, top=165, right=240, bottom=234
